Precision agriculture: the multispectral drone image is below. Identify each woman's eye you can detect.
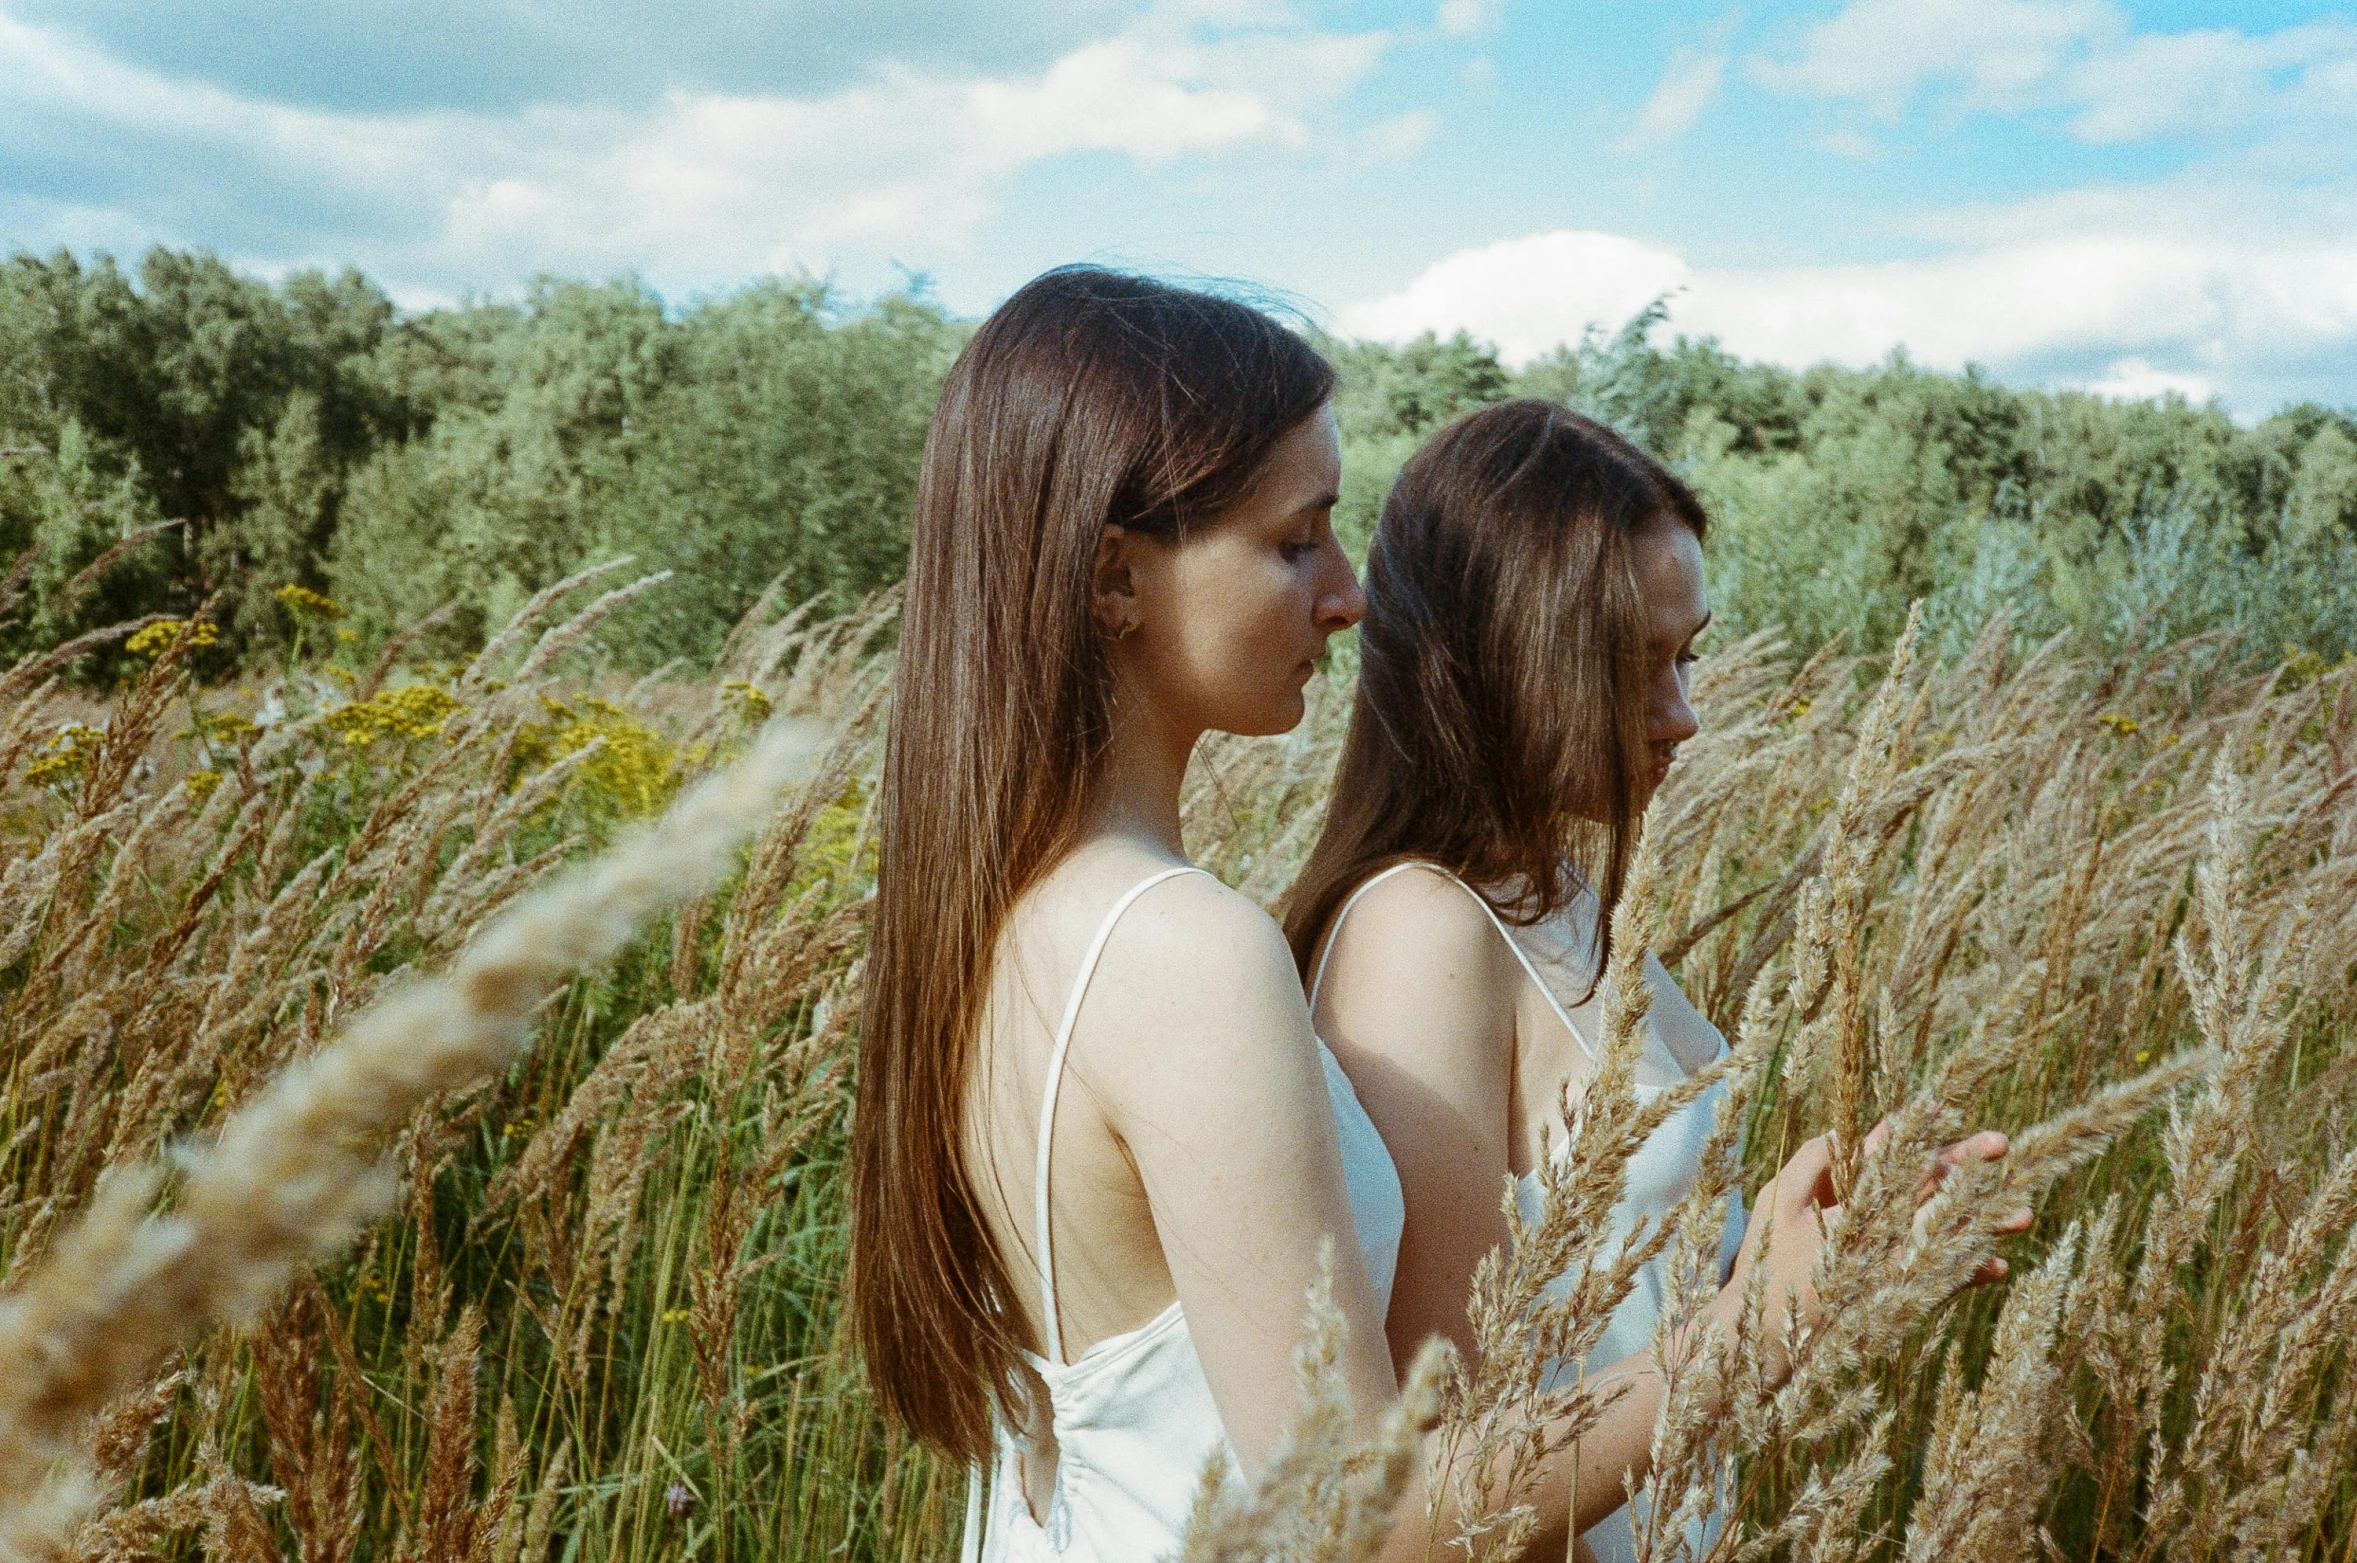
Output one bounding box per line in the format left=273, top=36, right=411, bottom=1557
left=1281, top=538, right=1318, bottom=561
left=1676, top=649, right=1699, bottom=668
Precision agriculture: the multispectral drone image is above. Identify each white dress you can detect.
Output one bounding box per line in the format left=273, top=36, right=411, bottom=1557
left=965, top=865, right=1407, bottom=1563
left=1311, top=862, right=1744, bottom=1563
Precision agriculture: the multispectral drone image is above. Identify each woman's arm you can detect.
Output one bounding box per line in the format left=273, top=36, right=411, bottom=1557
left=1313, top=872, right=2020, bottom=1554
left=1311, top=865, right=1522, bottom=1374
left=1313, top=866, right=1685, bottom=1550
left=1076, top=871, right=1404, bottom=1470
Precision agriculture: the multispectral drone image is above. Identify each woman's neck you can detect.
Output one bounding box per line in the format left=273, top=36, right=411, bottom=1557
left=1082, top=689, right=1198, bottom=857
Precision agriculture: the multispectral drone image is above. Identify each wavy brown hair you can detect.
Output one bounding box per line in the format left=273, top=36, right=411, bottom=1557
left=850, top=267, right=1336, bottom=1461
left=1283, top=398, right=1706, bottom=986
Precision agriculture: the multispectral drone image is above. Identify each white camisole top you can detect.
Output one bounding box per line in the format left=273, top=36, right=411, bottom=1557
left=965, top=865, right=1407, bottom=1563
left=1310, top=862, right=1745, bottom=1563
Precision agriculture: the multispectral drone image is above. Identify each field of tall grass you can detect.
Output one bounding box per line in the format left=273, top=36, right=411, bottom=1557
left=0, top=566, right=2349, bottom=1561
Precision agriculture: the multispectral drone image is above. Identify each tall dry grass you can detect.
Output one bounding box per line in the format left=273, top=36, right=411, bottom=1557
left=0, top=578, right=2347, bottom=1563
left=1185, top=615, right=2357, bottom=1562
left=0, top=569, right=934, bottom=1563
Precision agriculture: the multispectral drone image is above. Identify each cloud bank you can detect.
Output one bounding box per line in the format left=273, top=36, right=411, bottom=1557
left=1753, top=0, right=2357, bottom=144
left=0, top=4, right=1390, bottom=301
left=1341, top=1, right=2357, bottom=415
left=1339, top=221, right=2357, bottom=414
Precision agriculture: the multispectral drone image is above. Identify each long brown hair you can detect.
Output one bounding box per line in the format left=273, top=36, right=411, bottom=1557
left=851, top=267, right=1337, bottom=1460
left=1283, top=398, right=1707, bottom=986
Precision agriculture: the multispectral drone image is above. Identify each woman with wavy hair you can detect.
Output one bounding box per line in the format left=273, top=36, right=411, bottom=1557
left=1287, top=399, right=2022, bottom=1559
left=851, top=275, right=1900, bottom=1563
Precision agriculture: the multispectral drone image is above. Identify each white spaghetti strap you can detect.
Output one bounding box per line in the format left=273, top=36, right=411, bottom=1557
left=1306, top=859, right=1432, bottom=1010
left=1034, top=864, right=1208, bottom=1366
left=1311, top=859, right=1599, bottom=1064
left=1444, top=874, right=1600, bottom=1064
left=960, top=1457, right=986, bottom=1563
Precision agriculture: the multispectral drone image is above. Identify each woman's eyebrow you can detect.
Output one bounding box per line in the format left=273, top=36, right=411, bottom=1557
left=1296, top=489, right=1340, bottom=516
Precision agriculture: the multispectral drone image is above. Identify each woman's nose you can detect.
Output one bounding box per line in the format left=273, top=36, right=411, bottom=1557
left=1655, top=682, right=1700, bottom=746
left=1318, top=542, right=1367, bottom=631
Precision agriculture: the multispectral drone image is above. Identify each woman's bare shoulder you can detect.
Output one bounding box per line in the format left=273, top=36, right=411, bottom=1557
left=1324, top=862, right=1518, bottom=989
left=1104, top=865, right=1298, bottom=1001
left=1314, top=862, right=1521, bottom=1080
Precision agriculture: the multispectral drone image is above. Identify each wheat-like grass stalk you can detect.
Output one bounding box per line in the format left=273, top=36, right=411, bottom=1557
left=2, top=584, right=2351, bottom=1563
left=0, top=717, right=823, bottom=1561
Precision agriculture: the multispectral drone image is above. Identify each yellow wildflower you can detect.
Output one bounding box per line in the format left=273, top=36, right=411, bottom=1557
left=722, top=680, right=774, bottom=722
left=323, top=684, right=466, bottom=748
left=183, top=769, right=224, bottom=802
left=25, top=722, right=105, bottom=788
left=2098, top=712, right=2141, bottom=736
left=274, top=583, right=345, bottom=619
left=791, top=777, right=876, bottom=896
left=198, top=711, right=259, bottom=746
left=125, top=619, right=220, bottom=659
left=515, top=697, right=680, bottom=818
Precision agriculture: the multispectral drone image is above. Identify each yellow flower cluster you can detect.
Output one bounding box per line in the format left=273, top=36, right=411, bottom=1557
left=2278, top=644, right=2353, bottom=691
left=792, top=776, right=876, bottom=895
left=517, top=696, right=679, bottom=817
left=25, top=722, right=105, bottom=788
left=187, top=710, right=260, bottom=747
left=125, top=619, right=220, bottom=659
left=721, top=680, right=774, bottom=721
left=322, top=684, right=465, bottom=748
left=183, top=769, right=224, bottom=802
left=2098, top=712, right=2143, bottom=736
left=273, top=583, right=345, bottom=620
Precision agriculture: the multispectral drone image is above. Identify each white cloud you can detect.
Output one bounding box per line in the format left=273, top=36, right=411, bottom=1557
left=1622, top=46, right=1728, bottom=150
left=1754, top=0, right=2357, bottom=143
left=1813, top=127, right=1883, bottom=160
left=2086, top=358, right=2212, bottom=403
left=1339, top=230, right=1691, bottom=361
left=1353, top=109, right=1439, bottom=165
left=1436, top=0, right=1502, bottom=40
left=1339, top=223, right=2357, bottom=412
left=2064, top=20, right=2357, bottom=143
left=1755, top=0, right=2118, bottom=120
left=0, top=6, right=1390, bottom=296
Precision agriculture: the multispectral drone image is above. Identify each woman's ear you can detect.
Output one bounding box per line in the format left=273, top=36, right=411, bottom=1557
left=1090, top=524, right=1141, bottom=642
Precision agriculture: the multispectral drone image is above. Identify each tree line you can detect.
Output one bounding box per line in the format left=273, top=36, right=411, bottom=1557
left=4, top=248, right=2353, bottom=677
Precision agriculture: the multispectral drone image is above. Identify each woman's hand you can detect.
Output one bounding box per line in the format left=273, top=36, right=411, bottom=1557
left=1711, top=1123, right=2030, bottom=1378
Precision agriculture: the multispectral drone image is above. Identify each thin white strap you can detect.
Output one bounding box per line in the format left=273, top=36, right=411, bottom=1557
left=1306, top=859, right=1433, bottom=1010
left=1446, top=874, right=1600, bottom=1064
left=960, top=1457, right=986, bottom=1563
left=1317, top=860, right=1600, bottom=1064
left=1034, top=864, right=1208, bottom=1366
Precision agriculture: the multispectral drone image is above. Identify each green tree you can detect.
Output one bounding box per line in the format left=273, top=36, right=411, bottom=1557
left=603, top=284, right=961, bottom=664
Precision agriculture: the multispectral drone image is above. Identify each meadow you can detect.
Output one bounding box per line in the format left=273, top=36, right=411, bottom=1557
left=0, top=248, right=2351, bottom=1561
left=0, top=565, right=2345, bottom=1562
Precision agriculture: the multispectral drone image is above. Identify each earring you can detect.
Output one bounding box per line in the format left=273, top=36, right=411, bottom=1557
left=1110, top=617, right=1138, bottom=642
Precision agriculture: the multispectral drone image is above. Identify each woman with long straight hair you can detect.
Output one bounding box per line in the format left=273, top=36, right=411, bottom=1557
left=853, top=274, right=1887, bottom=1563
left=1286, top=399, right=2022, bottom=1559
left=850, top=266, right=1408, bottom=1561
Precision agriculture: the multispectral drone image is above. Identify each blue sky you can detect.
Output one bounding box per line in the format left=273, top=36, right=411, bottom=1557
left=4, top=0, right=2354, bottom=414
